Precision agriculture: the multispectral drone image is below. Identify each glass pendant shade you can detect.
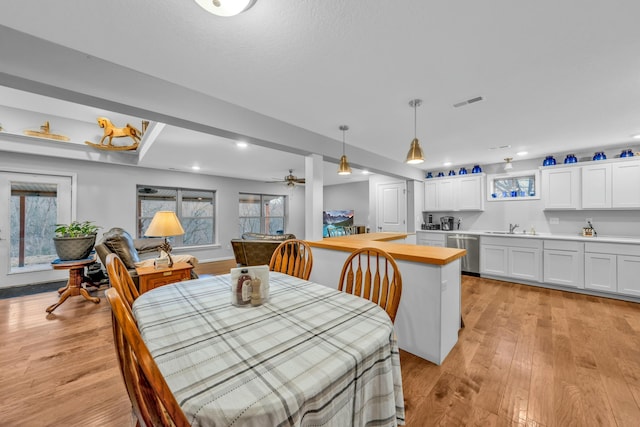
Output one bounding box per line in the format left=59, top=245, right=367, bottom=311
left=194, top=0, right=257, bottom=17
left=406, top=138, right=424, bottom=164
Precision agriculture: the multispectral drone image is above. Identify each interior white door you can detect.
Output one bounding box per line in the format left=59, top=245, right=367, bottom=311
left=0, top=172, right=72, bottom=287
left=376, top=181, right=406, bottom=232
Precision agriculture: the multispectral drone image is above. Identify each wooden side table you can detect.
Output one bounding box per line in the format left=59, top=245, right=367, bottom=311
left=46, top=258, right=101, bottom=313
left=136, top=262, right=193, bottom=294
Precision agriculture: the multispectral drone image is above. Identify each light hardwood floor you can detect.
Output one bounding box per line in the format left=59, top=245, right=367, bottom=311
left=1, top=273, right=639, bottom=426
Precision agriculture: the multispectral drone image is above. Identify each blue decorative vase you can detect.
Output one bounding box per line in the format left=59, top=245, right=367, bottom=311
left=448, top=170, right=456, bottom=176
left=564, top=154, right=577, bottom=164
left=593, top=151, right=606, bottom=160
left=459, top=167, right=468, bottom=175
left=621, top=149, right=633, bottom=158
left=426, top=172, right=433, bottom=179
left=471, top=165, right=482, bottom=173
left=543, top=156, right=556, bottom=166
left=437, top=172, right=445, bottom=177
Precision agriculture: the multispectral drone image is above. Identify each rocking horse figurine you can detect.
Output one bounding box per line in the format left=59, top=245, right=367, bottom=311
left=85, top=117, right=143, bottom=151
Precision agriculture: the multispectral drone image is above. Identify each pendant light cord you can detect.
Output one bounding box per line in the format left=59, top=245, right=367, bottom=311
left=414, top=102, right=417, bottom=139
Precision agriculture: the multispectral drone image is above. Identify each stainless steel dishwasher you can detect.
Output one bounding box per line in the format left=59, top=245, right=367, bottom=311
left=446, top=233, right=480, bottom=275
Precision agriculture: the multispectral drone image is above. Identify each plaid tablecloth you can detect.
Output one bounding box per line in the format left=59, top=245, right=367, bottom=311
left=132, top=272, right=405, bottom=426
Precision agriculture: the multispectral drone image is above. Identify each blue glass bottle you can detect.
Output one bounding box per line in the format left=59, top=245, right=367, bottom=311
left=543, top=156, right=556, bottom=166
left=620, top=149, right=633, bottom=158
left=593, top=151, right=606, bottom=160
left=448, top=170, right=456, bottom=176
left=564, top=154, right=577, bottom=164
left=459, top=167, right=468, bottom=175
left=437, top=172, right=445, bottom=177
left=471, top=165, right=482, bottom=173
left=426, top=172, right=433, bottom=179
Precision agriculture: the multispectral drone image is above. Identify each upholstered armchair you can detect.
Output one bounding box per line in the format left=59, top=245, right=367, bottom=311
left=95, top=227, right=198, bottom=287
left=231, top=233, right=296, bottom=266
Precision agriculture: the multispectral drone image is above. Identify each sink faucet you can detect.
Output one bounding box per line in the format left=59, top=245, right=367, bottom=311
left=509, top=223, right=519, bottom=234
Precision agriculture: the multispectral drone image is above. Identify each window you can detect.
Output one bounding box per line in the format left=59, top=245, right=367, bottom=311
left=239, top=193, right=286, bottom=235
left=1, top=172, right=72, bottom=276
left=487, top=170, right=540, bottom=200
left=137, top=186, right=215, bottom=246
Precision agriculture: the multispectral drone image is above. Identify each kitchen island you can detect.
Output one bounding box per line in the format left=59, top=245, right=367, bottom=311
left=308, top=232, right=466, bottom=365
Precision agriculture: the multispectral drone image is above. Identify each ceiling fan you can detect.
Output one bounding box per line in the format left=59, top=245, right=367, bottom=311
left=269, top=169, right=305, bottom=187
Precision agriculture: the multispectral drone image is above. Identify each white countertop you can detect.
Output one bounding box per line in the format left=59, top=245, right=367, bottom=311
left=416, top=229, right=640, bottom=244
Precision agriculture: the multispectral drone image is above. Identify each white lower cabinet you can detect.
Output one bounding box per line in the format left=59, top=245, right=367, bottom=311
left=617, top=255, right=640, bottom=297
left=509, top=247, right=541, bottom=281
left=543, top=240, right=584, bottom=288
left=584, top=253, right=617, bottom=292
left=480, top=236, right=542, bottom=282
left=416, top=231, right=445, bottom=247
left=480, top=245, right=508, bottom=276
left=478, top=237, right=640, bottom=300
left=584, top=242, right=640, bottom=296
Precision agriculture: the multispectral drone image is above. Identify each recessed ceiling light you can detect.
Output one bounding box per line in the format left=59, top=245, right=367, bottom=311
left=632, top=134, right=640, bottom=139
left=192, top=165, right=201, bottom=171
left=443, top=162, right=452, bottom=166
left=361, top=170, right=371, bottom=175
left=236, top=141, right=248, bottom=148
left=516, top=151, right=528, bottom=156
left=489, top=145, right=512, bottom=150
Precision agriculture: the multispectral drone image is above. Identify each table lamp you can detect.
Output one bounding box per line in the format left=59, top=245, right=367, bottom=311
left=144, top=211, right=185, bottom=267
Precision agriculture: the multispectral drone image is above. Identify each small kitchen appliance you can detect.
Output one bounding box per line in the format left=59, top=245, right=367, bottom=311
left=440, top=216, right=455, bottom=230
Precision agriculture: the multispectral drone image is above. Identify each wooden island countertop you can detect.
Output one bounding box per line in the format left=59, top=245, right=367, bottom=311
left=308, top=232, right=466, bottom=265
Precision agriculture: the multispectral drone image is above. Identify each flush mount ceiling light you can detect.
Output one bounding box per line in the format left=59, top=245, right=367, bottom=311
left=405, top=99, right=425, bottom=164
left=337, top=125, right=352, bottom=175
left=194, top=0, right=257, bottom=17
left=504, top=157, right=513, bottom=170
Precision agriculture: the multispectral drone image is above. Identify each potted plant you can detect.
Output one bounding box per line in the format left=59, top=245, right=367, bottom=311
left=53, top=221, right=101, bottom=261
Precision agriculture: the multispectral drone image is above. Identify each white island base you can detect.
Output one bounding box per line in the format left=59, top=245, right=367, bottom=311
left=309, top=246, right=461, bottom=365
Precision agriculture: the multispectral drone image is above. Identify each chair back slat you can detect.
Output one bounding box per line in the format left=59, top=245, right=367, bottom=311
left=106, top=253, right=139, bottom=309
left=269, top=239, right=313, bottom=280
left=371, top=266, right=380, bottom=304
left=338, top=247, right=403, bottom=323
left=106, top=288, right=190, bottom=427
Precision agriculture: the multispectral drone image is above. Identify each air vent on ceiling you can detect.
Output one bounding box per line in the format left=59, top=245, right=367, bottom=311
left=453, top=96, right=484, bottom=108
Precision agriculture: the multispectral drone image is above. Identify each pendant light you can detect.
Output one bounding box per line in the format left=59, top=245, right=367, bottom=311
left=504, top=157, right=513, bottom=170
left=405, top=99, right=425, bottom=164
left=337, top=125, right=352, bottom=175
left=194, top=0, right=257, bottom=17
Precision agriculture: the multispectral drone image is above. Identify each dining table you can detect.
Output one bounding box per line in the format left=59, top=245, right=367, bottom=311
left=132, top=271, right=405, bottom=426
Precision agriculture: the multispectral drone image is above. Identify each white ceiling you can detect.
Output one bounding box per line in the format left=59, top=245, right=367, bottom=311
left=1, top=1, right=640, bottom=181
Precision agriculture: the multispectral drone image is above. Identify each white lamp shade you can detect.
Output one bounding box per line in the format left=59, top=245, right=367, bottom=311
left=144, top=211, right=185, bottom=237
left=194, top=0, right=257, bottom=16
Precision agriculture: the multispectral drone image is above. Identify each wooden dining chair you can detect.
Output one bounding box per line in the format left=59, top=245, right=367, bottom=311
left=106, top=253, right=139, bottom=310
left=106, top=288, right=190, bottom=427
left=338, top=247, right=402, bottom=323
left=269, top=239, right=313, bottom=280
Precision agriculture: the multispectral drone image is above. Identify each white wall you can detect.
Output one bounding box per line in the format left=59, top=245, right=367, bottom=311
left=323, top=181, right=369, bottom=228
left=1, top=151, right=305, bottom=275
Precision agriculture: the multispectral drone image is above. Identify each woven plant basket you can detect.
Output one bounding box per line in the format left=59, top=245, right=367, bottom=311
left=53, top=234, right=97, bottom=261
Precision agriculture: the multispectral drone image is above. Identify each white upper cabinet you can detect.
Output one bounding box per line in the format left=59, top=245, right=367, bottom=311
left=542, top=158, right=640, bottom=210
left=423, top=174, right=484, bottom=212
left=581, top=163, right=612, bottom=209
left=542, top=167, right=580, bottom=209
left=457, top=175, right=485, bottom=211
left=611, top=160, right=640, bottom=208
